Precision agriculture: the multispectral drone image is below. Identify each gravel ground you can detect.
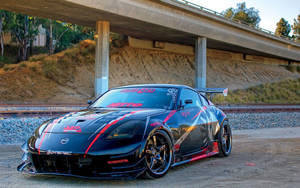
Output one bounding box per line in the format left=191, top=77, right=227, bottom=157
left=0, top=112, right=300, bottom=144
left=228, top=112, right=300, bottom=130
left=0, top=116, right=53, bottom=144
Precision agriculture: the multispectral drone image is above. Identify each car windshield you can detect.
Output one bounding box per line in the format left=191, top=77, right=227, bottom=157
left=91, top=87, right=178, bottom=110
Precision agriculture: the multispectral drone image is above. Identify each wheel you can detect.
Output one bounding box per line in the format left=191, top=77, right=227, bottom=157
left=143, top=130, right=173, bottom=179
left=218, top=120, right=232, bottom=157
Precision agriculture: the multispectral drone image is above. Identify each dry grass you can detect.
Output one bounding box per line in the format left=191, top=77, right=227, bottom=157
left=213, top=78, right=300, bottom=104
left=0, top=38, right=299, bottom=104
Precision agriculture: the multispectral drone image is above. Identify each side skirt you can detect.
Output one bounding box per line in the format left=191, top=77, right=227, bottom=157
left=171, top=141, right=219, bottom=167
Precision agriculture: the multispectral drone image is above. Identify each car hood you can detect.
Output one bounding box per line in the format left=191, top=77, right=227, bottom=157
left=45, top=108, right=166, bottom=134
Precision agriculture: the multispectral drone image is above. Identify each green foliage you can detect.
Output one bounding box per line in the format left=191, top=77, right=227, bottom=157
left=0, top=10, right=13, bottom=33
left=0, top=55, right=12, bottom=64
left=0, top=9, right=94, bottom=62
left=213, top=78, right=300, bottom=104
left=38, top=19, right=94, bottom=54
left=292, top=15, right=300, bottom=42
left=285, top=65, right=297, bottom=72
left=223, top=2, right=261, bottom=27
left=8, top=14, right=40, bottom=61
left=275, top=18, right=291, bottom=37
left=56, top=24, right=94, bottom=52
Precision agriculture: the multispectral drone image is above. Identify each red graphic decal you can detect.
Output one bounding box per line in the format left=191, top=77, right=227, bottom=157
left=120, top=88, right=155, bottom=94
left=174, top=144, right=180, bottom=151
left=107, top=103, right=143, bottom=108
left=150, top=122, right=162, bottom=127
left=190, top=142, right=219, bottom=162
left=192, top=106, right=208, bottom=120
left=107, top=159, right=129, bottom=164
left=84, top=110, right=143, bottom=158
left=163, top=110, right=176, bottom=124
left=63, top=125, right=82, bottom=133
left=38, top=112, right=75, bottom=154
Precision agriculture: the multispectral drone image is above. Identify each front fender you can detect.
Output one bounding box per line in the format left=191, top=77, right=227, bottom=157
left=138, top=118, right=174, bottom=158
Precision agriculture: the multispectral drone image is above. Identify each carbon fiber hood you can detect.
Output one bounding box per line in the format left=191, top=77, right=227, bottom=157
left=45, top=108, right=165, bottom=134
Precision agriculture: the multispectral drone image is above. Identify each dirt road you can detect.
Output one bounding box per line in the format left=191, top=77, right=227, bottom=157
left=1, top=127, right=300, bottom=188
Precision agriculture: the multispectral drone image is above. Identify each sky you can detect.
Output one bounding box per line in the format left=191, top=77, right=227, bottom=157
left=188, top=0, right=300, bottom=33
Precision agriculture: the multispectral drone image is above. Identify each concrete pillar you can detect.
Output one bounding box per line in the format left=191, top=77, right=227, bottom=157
left=94, top=21, right=110, bottom=97
left=195, top=37, right=207, bottom=89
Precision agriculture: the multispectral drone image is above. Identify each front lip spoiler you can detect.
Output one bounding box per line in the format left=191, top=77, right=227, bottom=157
left=18, top=165, right=145, bottom=180
left=17, top=162, right=32, bottom=172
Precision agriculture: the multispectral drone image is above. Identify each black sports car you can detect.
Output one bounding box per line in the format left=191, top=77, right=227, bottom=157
left=18, top=84, right=232, bottom=179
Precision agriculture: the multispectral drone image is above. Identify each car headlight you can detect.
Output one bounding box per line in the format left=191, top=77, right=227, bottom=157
left=105, top=120, right=145, bottom=140
left=34, top=121, right=50, bottom=138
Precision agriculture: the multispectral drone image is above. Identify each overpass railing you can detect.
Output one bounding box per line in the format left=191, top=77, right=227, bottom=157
left=170, top=0, right=294, bottom=42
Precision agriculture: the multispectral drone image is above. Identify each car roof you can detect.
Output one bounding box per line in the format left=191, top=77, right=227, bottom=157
left=113, top=84, right=194, bottom=90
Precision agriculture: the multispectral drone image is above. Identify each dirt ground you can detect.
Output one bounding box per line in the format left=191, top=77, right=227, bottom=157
left=1, top=127, right=300, bottom=188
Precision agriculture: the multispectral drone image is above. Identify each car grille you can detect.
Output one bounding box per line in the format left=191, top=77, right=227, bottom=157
left=31, top=154, right=112, bottom=176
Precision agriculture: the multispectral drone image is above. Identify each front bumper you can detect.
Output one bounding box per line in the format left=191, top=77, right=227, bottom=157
left=18, top=145, right=146, bottom=179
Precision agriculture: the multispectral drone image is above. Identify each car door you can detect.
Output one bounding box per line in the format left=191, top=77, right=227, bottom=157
left=199, top=94, right=219, bottom=143
left=175, top=88, right=206, bottom=155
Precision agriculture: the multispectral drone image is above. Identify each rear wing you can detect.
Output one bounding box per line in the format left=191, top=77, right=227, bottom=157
left=195, top=88, right=228, bottom=97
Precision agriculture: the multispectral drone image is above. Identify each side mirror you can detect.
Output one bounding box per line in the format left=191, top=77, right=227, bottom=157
left=184, top=99, right=193, bottom=104
left=87, top=100, right=93, bottom=105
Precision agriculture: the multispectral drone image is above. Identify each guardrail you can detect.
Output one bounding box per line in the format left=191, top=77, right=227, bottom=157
left=170, top=0, right=294, bottom=42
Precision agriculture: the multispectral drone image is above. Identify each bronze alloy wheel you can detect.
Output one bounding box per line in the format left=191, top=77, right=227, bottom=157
left=144, top=130, right=172, bottom=178
left=218, top=121, right=232, bottom=157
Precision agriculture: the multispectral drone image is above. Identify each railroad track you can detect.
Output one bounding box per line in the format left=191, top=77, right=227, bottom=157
left=0, top=104, right=299, bottom=116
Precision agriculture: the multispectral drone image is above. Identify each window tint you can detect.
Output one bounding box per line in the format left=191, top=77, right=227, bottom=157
left=199, top=94, right=209, bottom=106
left=179, top=89, right=201, bottom=108
left=91, top=87, right=178, bottom=110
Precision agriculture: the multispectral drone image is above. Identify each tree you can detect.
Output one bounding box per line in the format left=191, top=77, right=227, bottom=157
left=0, top=10, right=12, bottom=57
left=39, top=19, right=94, bottom=54
left=292, top=15, right=300, bottom=42
left=9, top=14, right=39, bottom=61
left=275, top=18, right=291, bottom=37
left=223, top=2, right=261, bottom=27
left=0, top=11, right=4, bottom=57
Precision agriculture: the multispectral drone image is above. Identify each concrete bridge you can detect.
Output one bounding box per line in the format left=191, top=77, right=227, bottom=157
left=1, top=0, right=300, bottom=96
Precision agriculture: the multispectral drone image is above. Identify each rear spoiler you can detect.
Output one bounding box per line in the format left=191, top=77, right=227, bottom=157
left=195, top=88, right=228, bottom=97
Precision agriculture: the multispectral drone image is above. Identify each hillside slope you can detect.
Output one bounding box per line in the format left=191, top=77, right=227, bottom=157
left=0, top=40, right=299, bottom=103
left=213, top=78, right=300, bottom=104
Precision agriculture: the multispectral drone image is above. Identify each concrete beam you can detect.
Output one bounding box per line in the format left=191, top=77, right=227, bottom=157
left=1, top=0, right=300, bottom=61
left=195, top=37, right=207, bottom=89
left=94, top=21, right=110, bottom=97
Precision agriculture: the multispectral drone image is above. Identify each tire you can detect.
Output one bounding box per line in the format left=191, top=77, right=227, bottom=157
left=218, top=120, right=232, bottom=157
left=143, top=130, right=173, bottom=179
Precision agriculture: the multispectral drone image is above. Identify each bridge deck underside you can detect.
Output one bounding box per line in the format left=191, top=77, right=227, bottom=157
left=1, top=0, right=300, bottom=61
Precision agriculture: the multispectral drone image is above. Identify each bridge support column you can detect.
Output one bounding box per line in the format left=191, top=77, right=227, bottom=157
left=94, top=21, right=110, bottom=97
left=195, top=37, right=207, bottom=89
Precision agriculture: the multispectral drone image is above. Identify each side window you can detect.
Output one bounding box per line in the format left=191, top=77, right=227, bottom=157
left=199, top=94, right=209, bottom=106
left=179, top=89, right=202, bottom=108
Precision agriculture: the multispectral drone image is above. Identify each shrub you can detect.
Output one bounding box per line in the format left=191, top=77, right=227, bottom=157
left=30, top=66, right=37, bottom=72
left=19, top=63, right=27, bottom=68
left=29, top=54, right=48, bottom=62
